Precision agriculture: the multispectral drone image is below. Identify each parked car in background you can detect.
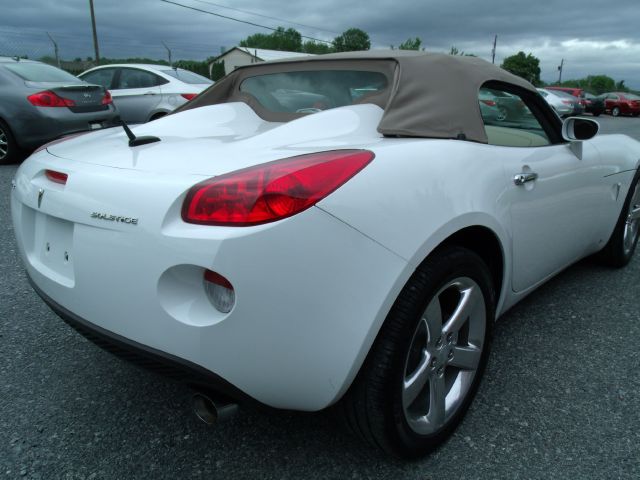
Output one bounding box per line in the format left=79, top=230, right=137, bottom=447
left=0, top=57, right=117, bottom=164
left=478, top=88, right=502, bottom=121
left=79, top=64, right=213, bottom=123
left=486, top=88, right=527, bottom=122
left=545, top=86, right=585, bottom=100
left=601, top=92, right=640, bottom=117
left=551, top=89, right=585, bottom=116
left=583, top=92, right=604, bottom=116
left=536, top=88, right=573, bottom=117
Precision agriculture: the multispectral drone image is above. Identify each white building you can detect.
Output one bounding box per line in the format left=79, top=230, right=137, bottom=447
left=212, top=47, right=315, bottom=76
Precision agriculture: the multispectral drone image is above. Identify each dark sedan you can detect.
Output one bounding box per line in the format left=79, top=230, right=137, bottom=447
left=583, top=93, right=604, bottom=116
left=0, top=57, right=118, bottom=164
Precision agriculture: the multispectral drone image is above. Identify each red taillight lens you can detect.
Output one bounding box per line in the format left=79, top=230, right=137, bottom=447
left=101, top=90, right=113, bottom=105
left=480, top=100, right=496, bottom=106
left=182, top=149, right=374, bottom=226
left=27, top=90, right=75, bottom=107
left=181, top=93, right=198, bottom=101
left=45, top=170, right=68, bottom=185
left=562, top=100, right=573, bottom=105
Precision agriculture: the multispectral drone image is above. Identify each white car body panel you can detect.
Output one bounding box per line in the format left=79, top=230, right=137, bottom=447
left=10, top=101, right=640, bottom=410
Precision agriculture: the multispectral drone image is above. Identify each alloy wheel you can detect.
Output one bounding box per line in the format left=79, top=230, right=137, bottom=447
left=623, top=182, right=640, bottom=256
left=0, top=127, right=8, bottom=160
left=402, top=277, right=486, bottom=435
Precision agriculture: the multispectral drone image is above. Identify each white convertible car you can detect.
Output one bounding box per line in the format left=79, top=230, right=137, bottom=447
left=10, top=51, right=640, bottom=458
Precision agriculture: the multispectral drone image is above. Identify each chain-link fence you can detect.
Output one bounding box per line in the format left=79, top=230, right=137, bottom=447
left=0, top=28, right=225, bottom=79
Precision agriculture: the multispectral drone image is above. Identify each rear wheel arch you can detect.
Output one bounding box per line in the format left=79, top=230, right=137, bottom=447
left=435, top=225, right=505, bottom=308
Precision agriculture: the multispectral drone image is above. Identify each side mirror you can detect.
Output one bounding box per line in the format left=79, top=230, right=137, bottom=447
left=562, top=117, right=599, bottom=141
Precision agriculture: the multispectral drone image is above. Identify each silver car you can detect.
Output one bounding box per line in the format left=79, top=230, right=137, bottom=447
left=0, top=57, right=118, bottom=164
left=537, top=88, right=573, bottom=117
left=79, top=64, right=213, bottom=123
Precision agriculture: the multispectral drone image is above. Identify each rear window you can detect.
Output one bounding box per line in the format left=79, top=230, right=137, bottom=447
left=239, top=70, right=389, bottom=114
left=161, top=69, right=213, bottom=85
left=5, top=63, right=79, bottom=82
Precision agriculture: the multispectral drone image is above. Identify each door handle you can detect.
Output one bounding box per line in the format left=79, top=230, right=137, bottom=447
left=144, top=91, right=157, bottom=95
left=513, top=172, right=538, bottom=186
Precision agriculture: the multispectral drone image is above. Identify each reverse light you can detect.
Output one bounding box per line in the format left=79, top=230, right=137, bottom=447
left=101, top=90, right=113, bottom=105
left=181, top=93, right=198, bottom=101
left=204, top=269, right=235, bottom=313
left=45, top=170, right=68, bottom=185
left=182, top=149, right=374, bottom=226
left=27, top=90, right=75, bottom=107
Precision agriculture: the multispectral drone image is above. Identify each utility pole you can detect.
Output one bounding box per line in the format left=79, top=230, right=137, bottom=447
left=161, top=41, right=172, bottom=67
left=46, top=32, right=60, bottom=68
left=557, top=58, right=564, bottom=84
left=491, top=34, right=497, bottom=64
left=89, top=0, right=100, bottom=65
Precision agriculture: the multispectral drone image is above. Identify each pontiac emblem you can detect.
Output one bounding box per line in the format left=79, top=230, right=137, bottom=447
left=37, top=188, right=44, bottom=208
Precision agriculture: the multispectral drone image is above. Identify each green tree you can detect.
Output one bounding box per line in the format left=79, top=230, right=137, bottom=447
left=448, top=45, right=475, bottom=57
left=239, top=27, right=303, bottom=52
left=615, top=79, right=627, bottom=91
left=302, top=41, right=332, bottom=54
left=332, top=28, right=371, bottom=52
left=501, top=51, right=541, bottom=86
left=399, top=37, right=422, bottom=50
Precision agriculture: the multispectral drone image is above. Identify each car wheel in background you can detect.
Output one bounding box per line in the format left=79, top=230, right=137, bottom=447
left=612, top=107, right=621, bottom=117
left=593, top=112, right=601, bottom=117
left=0, top=120, right=21, bottom=165
left=340, top=246, right=494, bottom=458
left=497, top=107, right=508, bottom=122
left=597, top=170, right=640, bottom=267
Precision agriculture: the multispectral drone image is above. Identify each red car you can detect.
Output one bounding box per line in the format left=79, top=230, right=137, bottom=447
left=603, top=92, right=640, bottom=117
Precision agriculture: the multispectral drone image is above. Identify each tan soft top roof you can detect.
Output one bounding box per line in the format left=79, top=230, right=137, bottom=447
left=182, top=50, right=538, bottom=144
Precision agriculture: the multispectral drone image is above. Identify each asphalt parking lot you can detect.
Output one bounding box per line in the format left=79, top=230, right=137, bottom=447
left=1, top=115, right=639, bottom=479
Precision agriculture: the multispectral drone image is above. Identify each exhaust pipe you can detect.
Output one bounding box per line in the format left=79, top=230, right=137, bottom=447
left=192, top=392, right=238, bottom=425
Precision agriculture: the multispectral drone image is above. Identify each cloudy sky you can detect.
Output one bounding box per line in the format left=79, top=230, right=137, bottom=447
left=2, top=0, right=640, bottom=88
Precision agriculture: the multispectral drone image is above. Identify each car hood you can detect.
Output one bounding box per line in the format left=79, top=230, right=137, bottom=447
left=45, top=102, right=384, bottom=176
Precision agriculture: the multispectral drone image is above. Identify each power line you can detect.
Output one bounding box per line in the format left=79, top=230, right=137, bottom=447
left=159, top=0, right=333, bottom=44
left=190, top=0, right=339, bottom=35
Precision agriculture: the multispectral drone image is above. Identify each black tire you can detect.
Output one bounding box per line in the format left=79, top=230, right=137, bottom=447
left=597, top=170, right=640, bottom=267
left=612, top=107, right=621, bottom=117
left=340, top=246, right=495, bottom=458
left=149, top=112, right=167, bottom=122
left=593, top=112, right=601, bottom=117
left=0, top=119, right=21, bottom=165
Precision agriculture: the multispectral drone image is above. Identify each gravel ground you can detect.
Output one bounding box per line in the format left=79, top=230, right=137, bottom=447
left=1, top=116, right=639, bottom=479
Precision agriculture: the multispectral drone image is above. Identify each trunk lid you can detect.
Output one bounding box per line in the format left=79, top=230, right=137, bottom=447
left=26, top=81, right=108, bottom=113
left=46, top=102, right=384, bottom=176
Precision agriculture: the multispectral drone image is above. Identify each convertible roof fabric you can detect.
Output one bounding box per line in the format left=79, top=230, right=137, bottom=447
left=182, top=50, right=538, bottom=144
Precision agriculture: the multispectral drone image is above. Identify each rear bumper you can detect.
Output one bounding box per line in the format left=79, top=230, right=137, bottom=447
left=11, top=153, right=409, bottom=411
left=28, top=273, right=253, bottom=404
left=10, top=104, right=119, bottom=150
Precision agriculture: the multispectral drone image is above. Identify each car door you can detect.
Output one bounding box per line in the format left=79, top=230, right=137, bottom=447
left=480, top=85, right=609, bottom=292
left=111, top=68, right=167, bottom=123
left=605, top=93, right=619, bottom=112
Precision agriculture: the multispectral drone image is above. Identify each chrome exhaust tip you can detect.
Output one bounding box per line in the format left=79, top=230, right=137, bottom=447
left=192, top=392, right=238, bottom=425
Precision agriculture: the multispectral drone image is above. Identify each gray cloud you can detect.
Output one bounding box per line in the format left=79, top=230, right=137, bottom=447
left=1, top=0, right=639, bottom=87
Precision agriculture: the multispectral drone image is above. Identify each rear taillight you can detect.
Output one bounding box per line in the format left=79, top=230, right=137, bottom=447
left=204, top=269, right=235, bottom=313
left=181, top=93, right=198, bottom=101
left=27, top=90, right=75, bottom=107
left=45, top=170, right=68, bottom=185
left=562, top=100, right=572, bottom=105
left=480, top=100, right=496, bottom=106
left=101, top=90, right=113, bottom=105
left=182, top=149, right=374, bottom=226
